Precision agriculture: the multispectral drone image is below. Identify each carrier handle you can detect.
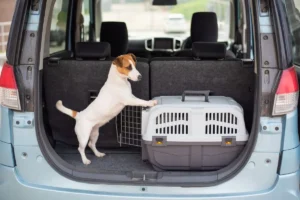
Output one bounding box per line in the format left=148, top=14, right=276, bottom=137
left=182, top=90, right=211, bottom=102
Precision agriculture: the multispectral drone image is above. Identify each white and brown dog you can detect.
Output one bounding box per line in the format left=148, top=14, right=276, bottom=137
left=56, top=54, right=157, bottom=165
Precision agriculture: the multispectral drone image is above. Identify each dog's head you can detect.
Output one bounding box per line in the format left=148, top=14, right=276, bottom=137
left=112, top=53, right=141, bottom=81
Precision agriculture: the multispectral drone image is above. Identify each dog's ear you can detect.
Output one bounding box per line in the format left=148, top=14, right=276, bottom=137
left=113, top=56, right=123, bottom=67
left=128, top=53, right=137, bottom=62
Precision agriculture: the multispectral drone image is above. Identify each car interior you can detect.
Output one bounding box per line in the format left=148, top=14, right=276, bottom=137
left=42, top=0, right=254, bottom=174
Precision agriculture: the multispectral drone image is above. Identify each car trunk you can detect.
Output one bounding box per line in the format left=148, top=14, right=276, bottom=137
left=41, top=57, right=255, bottom=176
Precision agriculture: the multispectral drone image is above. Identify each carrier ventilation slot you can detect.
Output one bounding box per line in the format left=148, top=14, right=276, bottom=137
left=155, top=112, right=189, bottom=135
left=205, top=125, right=238, bottom=135
left=156, top=112, right=188, bottom=124
left=205, top=112, right=238, bottom=135
left=205, top=112, right=238, bottom=124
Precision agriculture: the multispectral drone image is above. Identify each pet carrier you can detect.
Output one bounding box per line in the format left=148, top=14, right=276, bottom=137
left=141, top=91, right=249, bottom=171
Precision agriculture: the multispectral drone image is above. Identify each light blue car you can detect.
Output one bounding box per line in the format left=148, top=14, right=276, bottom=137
left=0, top=0, right=300, bottom=199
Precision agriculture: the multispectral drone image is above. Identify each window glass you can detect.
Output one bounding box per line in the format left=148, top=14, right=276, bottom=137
left=101, top=0, right=231, bottom=41
left=285, top=0, right=300, bottom=64
left=49, top=0, right=69, bottom=54
left=81, top=0, right=91, bottom=41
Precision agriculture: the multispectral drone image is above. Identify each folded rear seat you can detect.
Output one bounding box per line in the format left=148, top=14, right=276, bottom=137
left=43, top=42, right=150, bottom=147
left=150, top=42, right=254, bottom=130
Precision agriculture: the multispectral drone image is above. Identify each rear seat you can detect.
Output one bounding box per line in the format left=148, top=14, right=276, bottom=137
left=43, top=42, right=150, bottom=147
left=150, top=42, right=254, bottom=130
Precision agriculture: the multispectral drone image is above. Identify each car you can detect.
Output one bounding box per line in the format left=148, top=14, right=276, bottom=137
left=164, top=13, right=187, bottom=33
left=50, top=29, right=65, bottom=46
left=0, top=0, right=299, bottom=199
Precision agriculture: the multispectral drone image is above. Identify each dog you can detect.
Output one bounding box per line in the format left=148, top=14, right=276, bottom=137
left=56, top=53, right=157, bottom=165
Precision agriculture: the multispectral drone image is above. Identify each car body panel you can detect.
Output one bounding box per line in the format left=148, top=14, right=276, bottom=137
left=255, top=117, right=283, bottom=152
left=12, top=112, right=37, bottom=146
left=279, top=145, right=300, bottom=175
left=0, top=107, right=13, bottom=143
left=0, top=141, right=15, bottom=167
left=9, top=111, right=292, bottom=194
left=282, top=110, right=300, bottom=150
left=13, top=144, right=280, bottom=194
left=0, top=164, right=299, bottom=200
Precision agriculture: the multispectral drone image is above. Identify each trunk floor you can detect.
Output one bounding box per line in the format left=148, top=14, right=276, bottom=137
left=55, top=143, right=155, bottom=172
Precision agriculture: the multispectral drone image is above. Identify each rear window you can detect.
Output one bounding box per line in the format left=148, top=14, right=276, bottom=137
left=285, top=0, right=300, bottom=65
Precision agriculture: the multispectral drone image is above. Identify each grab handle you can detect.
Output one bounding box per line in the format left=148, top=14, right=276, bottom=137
left=181, top=90, right=211, bottom=102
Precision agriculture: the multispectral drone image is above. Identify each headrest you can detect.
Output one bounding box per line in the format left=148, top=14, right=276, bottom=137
left=76, top=42, right=111, bottom=59
left=192, top=42, right=226, bottom=59
left=191, top=12, right=218, bottom=42
left=100, top=22, right=128, bottom=57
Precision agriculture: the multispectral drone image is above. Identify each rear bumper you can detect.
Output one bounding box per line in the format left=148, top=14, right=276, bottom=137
left=1, top=165, right=299, bottom=200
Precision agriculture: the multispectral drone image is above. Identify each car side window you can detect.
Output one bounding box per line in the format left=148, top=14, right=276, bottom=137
left=285, top=0, right=300, bottom=65
left=80, top=0, right=91, bottom=42
left=49, top=0, right=70, bottom=54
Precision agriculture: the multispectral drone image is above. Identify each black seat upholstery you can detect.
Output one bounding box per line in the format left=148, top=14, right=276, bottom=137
left=192, top=42, right=226, bottom=59
left=150, top=42, right=254, bottom=130
left=178, top=12, right=235, bottom=58
left=43, top=42, right=149, bottom=147
left=75, top=42, right=111, bottom=59
left=100, top=22, right=128, bottom=57
left=182, top=12, right=218, bottom=49
left=191, top=12, right=218, bottom=43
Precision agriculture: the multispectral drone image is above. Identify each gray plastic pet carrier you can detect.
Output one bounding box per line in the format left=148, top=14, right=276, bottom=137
left=141, top=91, right=249, bottom=171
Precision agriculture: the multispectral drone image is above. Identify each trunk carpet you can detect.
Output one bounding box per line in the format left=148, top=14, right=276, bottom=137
left=55, top=143, right=155, bottom=172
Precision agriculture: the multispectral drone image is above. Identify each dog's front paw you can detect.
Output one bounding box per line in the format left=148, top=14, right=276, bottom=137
left=148, top=100, right=158, bottom=107
left=83, top=159, right=91, bottom=165
left=95, top=152, right=106, bottom=158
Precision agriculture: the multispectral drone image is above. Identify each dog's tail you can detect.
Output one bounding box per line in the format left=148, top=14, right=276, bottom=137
left=56, top=100, right=78, bottom=119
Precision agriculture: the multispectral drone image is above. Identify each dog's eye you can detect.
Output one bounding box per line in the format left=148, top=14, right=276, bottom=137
left=127, top=64, right=132, bottom=70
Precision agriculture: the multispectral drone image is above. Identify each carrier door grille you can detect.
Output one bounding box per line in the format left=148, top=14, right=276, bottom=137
left=117, top=106, right=142, bottom=147
left=155, top=112, right=189, bottom=135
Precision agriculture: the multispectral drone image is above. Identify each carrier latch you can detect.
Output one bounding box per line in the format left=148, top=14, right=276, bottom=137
left=222, top=136, right=237, bottom=146
left=152, top=136, right=167, bottom=146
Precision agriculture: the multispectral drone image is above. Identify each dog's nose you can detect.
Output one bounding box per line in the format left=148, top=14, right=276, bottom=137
left=138, top=75, right=142, bottom=81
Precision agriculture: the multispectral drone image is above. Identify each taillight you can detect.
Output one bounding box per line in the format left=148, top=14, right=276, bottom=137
left=0, top=62, right=21, bottom=110
left=272, top=66, right=299, bottom=116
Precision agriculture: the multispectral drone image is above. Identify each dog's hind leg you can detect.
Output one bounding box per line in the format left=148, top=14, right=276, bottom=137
left=75, top=122, right=93, bottom=165
left=88, top=125, right=106, bottom=158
